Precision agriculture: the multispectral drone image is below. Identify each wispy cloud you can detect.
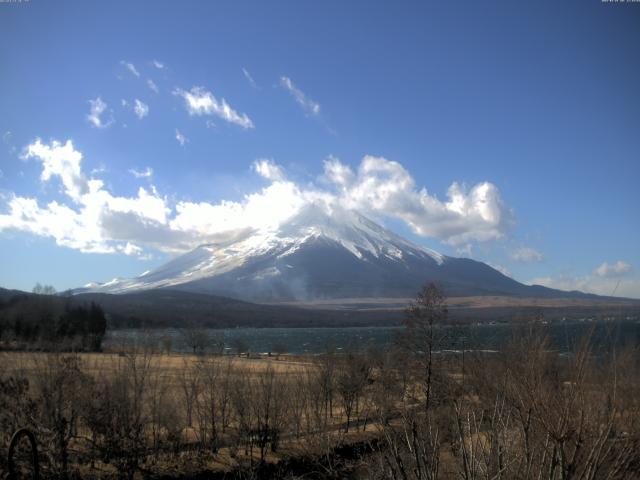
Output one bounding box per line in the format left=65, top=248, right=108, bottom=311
left=593, top=260, right=632, bottom=278
left=129, top=167, right=153, bottom=179
left=173, top=86, right=254, bottom=129
left=175, top=129, right=188, bottom=146
left=280, top=76, right=320, bottom=116
left=133, top=99, right=149, bottom=119
left=86, top=97, right=113, bottom=129
left=530, top=261, right=637, bottom=298
left=120, top=60, right=140, bottom=78
left=253, top=159, right=285, bottom=181
left=510, top=246, right=544, bottom=263
left=242, top=67, right=258, bottom=88
left=152, top=60, right=165, bottom=69
left=2, top=130, right=16, bottom=155
left=147, top=79, right=159, bottom=93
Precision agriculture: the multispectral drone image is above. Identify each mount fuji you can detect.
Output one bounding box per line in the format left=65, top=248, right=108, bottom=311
left=79, top=205, right=593, bottom=303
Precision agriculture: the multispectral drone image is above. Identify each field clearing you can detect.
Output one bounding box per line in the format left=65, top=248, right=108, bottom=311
left=279, top=295, right=640, bottom=310
left=0, top=350, right=316, bottom=381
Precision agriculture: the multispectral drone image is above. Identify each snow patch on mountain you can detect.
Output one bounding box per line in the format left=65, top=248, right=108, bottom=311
left=83, top=204, right=446, bottom=294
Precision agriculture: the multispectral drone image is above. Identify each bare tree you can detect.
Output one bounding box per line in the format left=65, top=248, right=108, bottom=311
left=336, top=353, right=371, bottom=432
left=289, top=371, right=309, bottom=439
left=32, top=283, right=57, bottom=295
left=32, top=353, right=85, bottom=479
left=194, top=357, right=223, bottom=451
left=457, top=324, right=640, bottom=480
left=81, top=351, right=152, bottom=480
left=251, top=365, right=289, bottom=461
left=146, top=364, right=178, bottom=456
left=180, top=325, right=209, bottom=355
left=317, top=351, right=337, bottom=423
left=398, top=282, right=448, bottom=411
left=229, top=366, right=255, bottom=460
left=177, top=358, right=200, bottom=428
left=231, top=336, right=249, bottom=357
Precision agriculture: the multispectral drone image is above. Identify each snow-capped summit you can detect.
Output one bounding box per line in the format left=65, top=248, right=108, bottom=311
left=278, top=204, right=445, bottom=264
left=81, top=205, right=561, bottom=301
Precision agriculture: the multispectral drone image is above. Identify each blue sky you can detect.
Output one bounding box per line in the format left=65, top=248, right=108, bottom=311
left=0, top=0, right=639, bottom=297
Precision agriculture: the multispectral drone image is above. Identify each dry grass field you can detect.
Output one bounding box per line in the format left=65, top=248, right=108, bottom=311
left=0, top=351, right=313, bottom=378
left=281, top=295, right=640, bottom=310
left=0, top=348, right=388, bottom=478
left=2, top=320, right=640, bottom=479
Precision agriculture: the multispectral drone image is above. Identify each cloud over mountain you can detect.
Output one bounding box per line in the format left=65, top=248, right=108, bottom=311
left=324, top=156, right=513, bottom=245
left=0, top=140, right=513, bottom=258
left=593, top=261, right=632, bottom=278
left=530, top=260, right=637, bottom=298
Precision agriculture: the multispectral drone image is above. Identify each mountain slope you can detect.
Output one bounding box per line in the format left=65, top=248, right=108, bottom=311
left=80, top=205, right=599, bottom=302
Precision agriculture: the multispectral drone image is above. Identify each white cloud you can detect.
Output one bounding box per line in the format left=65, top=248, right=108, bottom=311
left=1, top=144, right=515, bottom=262
left=91, top=164, right=107, bottom=175
left=173, top=86, right=254, bottom=129
left=129, top=167, right=153, bottom=179
left=86, top=97, right=113, bottom=129
left=133, top=99, right=149, bottom=119
left=147, top=79, right=159, bottom=93
left=510, top=246, right=544, bottom=263
left=253, top=159, right=285, bottom=181
left=170, top=181, right=306, bottom=240
left=119, top=242, right=143, bottom=256
left=175, top=129, right=188, bottom=146
left=323, top=156, right=354, bottom=188
left=323, top=156, right=513, bottom=245
left=280, top=76, right=320, bottom=116
left=1, top=139, right=172, bottom=255
left=593, top=260, right=632, bottom=278
left=456, top=244, right=474, bottom=258
left=152, top=60, right=165, bottom=69
left=120, top=60, right=140, bottom=78
left=242, top=68, right=258, bottom=88
left=22, top=139, right=88, bottom=202
left=530, top=263, right=639, bottom=299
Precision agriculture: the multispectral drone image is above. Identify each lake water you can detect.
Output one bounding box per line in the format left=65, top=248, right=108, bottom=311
left=104, top=319, right=640, bottom=355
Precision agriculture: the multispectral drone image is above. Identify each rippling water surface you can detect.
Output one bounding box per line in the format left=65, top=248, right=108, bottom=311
left=104, top=320, right=640, bottom=355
